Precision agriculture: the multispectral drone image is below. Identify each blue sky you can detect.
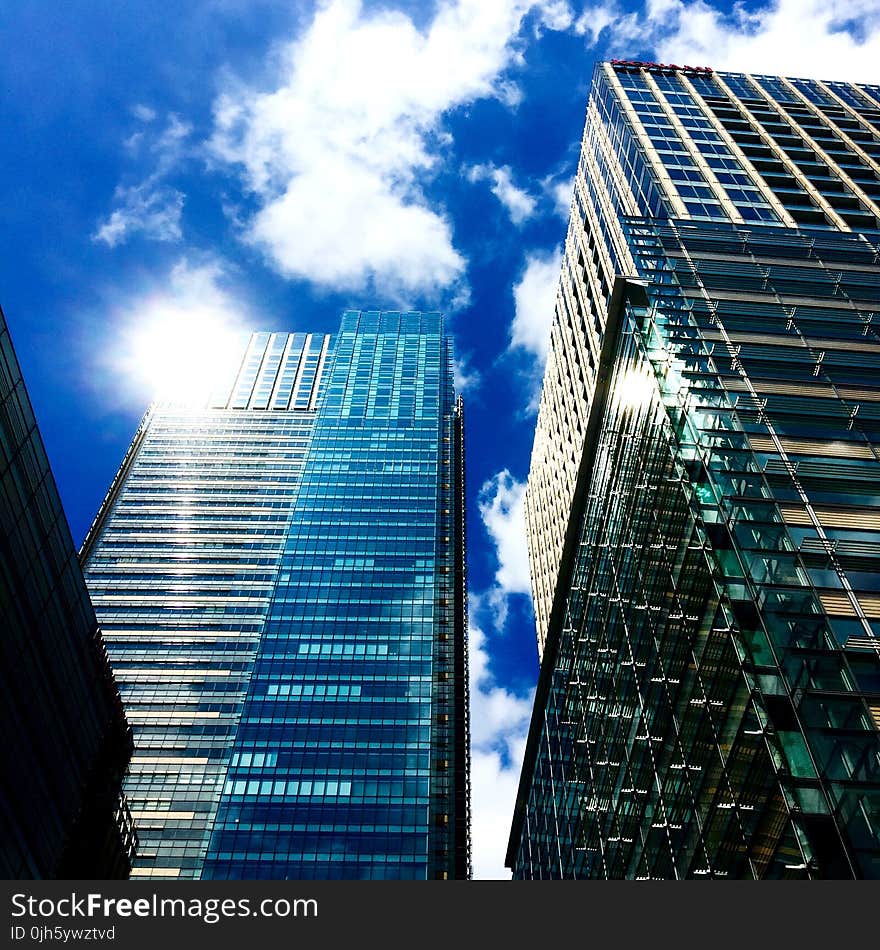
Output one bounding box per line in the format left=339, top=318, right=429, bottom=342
left=2, top=0, right=879, bottom=878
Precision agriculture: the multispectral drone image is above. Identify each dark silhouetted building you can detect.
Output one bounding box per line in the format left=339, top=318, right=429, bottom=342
left=0, top=305, right=135, bottom=878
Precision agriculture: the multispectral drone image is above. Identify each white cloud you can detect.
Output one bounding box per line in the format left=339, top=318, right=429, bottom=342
left=479, top=469, right=531, bottom=606
left=209, top=0, right=570, bottom=301
left=536, top=0, right=575, bottom=32
left=651, top=0, right=880, bottom=81
left=469, top=468, right=535, bottom=872
left=511, top=247, right=560, bottom=363
left=452, top=352, right=482, bottom=393
left=469, top=618, right=533, bottom=879
left=158, top=256, right=243, bottom=314
left=470, top=748, right=523, bottom=879
left=467, top=162, right=537, bottom=224
left=123, top=131, right=146, bottom=153
left=574, top=3, right=627, bottom=45
left=155, top=114, right=193, bottom=151
left=579, top=1, right=880, bottom=82
left=94, top=113, right=193, bottom=247
left=469, top=622, right=533, bottom=749
left=506, top=247, right=560, bottom=413
left=131, top=103, right=157, bottom=123
left=93, top=186, right=184, bottom=247
left=543, top=173, right=574, bottom=219
left=467, top=469, right=539, bottom=877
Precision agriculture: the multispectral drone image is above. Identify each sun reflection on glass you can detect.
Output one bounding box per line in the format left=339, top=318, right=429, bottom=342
left=612, top=365, right=656, bottom=413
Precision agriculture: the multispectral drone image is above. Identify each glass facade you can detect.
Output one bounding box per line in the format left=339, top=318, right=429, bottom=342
left=0, top=304, right=135, bottom=879
left=511, top=63, right=880, bottom=879
left=82, top=312, right=470, bottom=879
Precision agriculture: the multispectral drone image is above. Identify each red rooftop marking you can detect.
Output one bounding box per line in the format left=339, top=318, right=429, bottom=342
left=610, top=59, right=713, bottom=74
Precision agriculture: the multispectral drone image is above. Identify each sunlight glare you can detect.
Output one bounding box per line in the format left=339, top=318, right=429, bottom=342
left=121, top=300, right=248, bottom=408
left=612, top=365, right=656, bottom=414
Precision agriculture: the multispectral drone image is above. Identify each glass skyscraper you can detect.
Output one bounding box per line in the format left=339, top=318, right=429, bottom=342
left=0, top=305, right=135, bottom=878
left=509, top=62, right=880, bottom=879
left=82, top=310, right=470, bottom=879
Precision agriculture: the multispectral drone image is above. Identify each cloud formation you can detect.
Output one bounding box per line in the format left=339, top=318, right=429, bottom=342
left=478, top=469, right=531, bottom=600
left=470, top=468, right=537, bottom=876
left=511, top=247, right=560, bottom=362
left=94, top=114, right=193, bottom=247
left=507, top=246, right=561, bottom=412
left=468, top=617, right=533, bottom=879
left=453, top=352, right=482, bottom=394
left=130, top=103, right=157, bottom=123
left=467, top=162, right=538, bottom=224
left=209, top=0, right=572, bottom=301
left=94, top=187, right=184, bottom=248
left=545, top=174, right=574, bottom=219
left=577, top=1, right=880, bottom=81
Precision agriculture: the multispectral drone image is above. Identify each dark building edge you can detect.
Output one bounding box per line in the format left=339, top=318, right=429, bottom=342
left=452, top=394, right=472, bottom=878
left=0, top=303, right=136, bottom=878
left=55, top=630, right=138, bottom=879
left=505, top=278, right=647, bottom=871
left=79, top=406, right=153, bottom=565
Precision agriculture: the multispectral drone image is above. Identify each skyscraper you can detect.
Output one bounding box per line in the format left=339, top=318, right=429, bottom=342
left=0, top=305, right=135, bottom=879
left=509, top=62, right=880, bottom=879
left=82, top=310, right=470, bottom=880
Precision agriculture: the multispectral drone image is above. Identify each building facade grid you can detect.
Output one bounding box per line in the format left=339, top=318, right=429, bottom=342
left=512, top=61, right=880, bottom=879
left=83, top=311, right=470, bottom=880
